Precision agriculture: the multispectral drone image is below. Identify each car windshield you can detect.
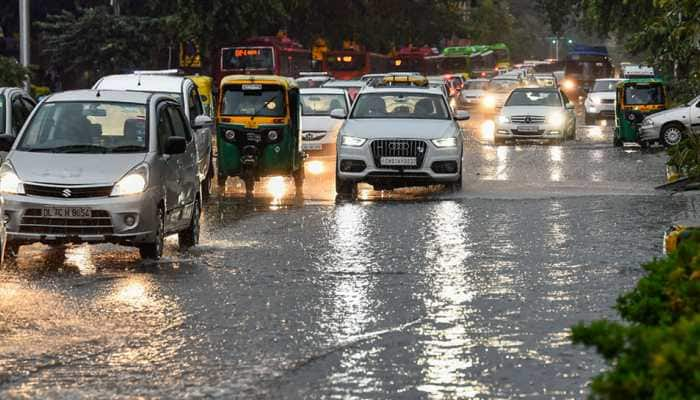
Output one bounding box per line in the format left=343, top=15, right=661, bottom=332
left=506, top=91, right=562, bottom=107
left=465, top=81, right=488, bottom=90
left=301, top=94, right=347, bottom=116
left=351, top=93, right=449, bottom=120
left=489, top=79, right=519, bottom=92
left=593, top=80, right=620, bottom=92
left=536, top=77, right=555, bottom=87
left=16, top=102, right=148, bottom=153
left=220, top=84, right=286, bottom=117
left=624, top=85, right=665, bottom=105
left=0, top=96, right=5, bottom=134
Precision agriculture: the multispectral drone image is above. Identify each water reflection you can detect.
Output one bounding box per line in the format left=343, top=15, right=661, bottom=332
left=549, top=146, right=563, bottom=182
left=417, top=201, right=487, bottom=398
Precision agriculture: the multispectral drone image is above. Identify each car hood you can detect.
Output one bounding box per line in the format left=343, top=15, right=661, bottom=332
left=341, top=119, right=458, bottom=140
left=647, top=106, right=688, bottom=122
left=301, top=115, right=343, bottom=133
left=9, top=152, right=147, bottom=185
left=500, top=106, right=562, bottom=117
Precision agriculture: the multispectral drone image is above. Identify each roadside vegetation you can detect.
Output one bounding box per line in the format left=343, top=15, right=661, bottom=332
left=572, top=234, right=700, bottom=399
left=0, top=55, right=29, bottom=87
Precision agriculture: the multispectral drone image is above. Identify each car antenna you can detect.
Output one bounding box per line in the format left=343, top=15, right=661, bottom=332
left=137, top=72, right=142, bottom=86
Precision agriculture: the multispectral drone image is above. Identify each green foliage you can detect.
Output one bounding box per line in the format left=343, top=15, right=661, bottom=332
left=573, top=236, right=700, bottom=398
left=667, top=135, right=700, bottom=179
left=0, top=56, right=29, bottom=87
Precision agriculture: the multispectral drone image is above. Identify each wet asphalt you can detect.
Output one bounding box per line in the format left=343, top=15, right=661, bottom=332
left=0, top=118, right=695, bottom=399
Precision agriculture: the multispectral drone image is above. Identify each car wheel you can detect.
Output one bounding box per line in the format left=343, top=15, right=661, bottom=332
left=202, top=159, right=214, bottom=202
left=179, top=199, right=200, bottom=250
left=336, top=175, right=356, bottom=198
left=661, top=123, right=685, bottom=147
left=139, top=207, right=164, bottom=260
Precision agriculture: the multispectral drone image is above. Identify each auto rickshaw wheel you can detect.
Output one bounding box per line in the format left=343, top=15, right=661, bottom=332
left=242, top=171, right=255, bottom=196
left=661, top=124, right=684, bottom=147
left=613, top=136, right=622, bottom=147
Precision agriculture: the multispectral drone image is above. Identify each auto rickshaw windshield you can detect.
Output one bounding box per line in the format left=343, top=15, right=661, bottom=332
left=221, top=84, right=286, bottom=117
left=624, top=84, right=665, bottom=106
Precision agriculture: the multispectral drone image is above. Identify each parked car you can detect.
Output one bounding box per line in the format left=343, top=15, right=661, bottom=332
left=0, top=90, right=201, bottom=260
left=0, top=87, right=37, bottom=155
left=93, top=73, right=214, bottom=199
left=639, top=94, right=700, bottom=147
left=333, top=86, right=469, bottom=196
left=494, top=87, right=577, bottom=145
left=584, top=79, right=621, bottom=124
left=300, top=88, right=351, bottom=156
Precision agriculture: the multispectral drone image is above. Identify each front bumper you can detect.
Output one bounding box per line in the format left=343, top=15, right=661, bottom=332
left=337, top=140, right=462, bottom=188
left=3, top=188, right=160, bottom=245
left=495, top=122, right=565, bottom=140
left=585, top=103, right=615, bottom=119
left=639, top=125, right=662, bottom=143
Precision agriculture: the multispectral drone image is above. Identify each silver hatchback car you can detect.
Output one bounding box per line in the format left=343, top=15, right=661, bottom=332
left=0, top=90, right=201, bottom=260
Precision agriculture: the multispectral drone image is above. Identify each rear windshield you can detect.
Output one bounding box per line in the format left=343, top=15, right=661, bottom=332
left=17, top=102, right=148, bottom=153
left=301, top=93, right=347, bottom=116
left=465, top=81, right=488, bottom=90
left=326, top=54, right=365, bottom=71
left=220, top=84, right=286, bottom=117
left=351, top=93, right=449, bottom=120
left=624, top=85, right=665, bottom=105
left=593, top=80, right=620, bottom=92
left=506, top=91, right=562, bottom=107
left=489, top=79, right=519, bottom=92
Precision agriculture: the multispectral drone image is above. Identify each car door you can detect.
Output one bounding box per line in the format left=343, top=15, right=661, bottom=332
left=186, top=83, right=212, bottom=180
left=156, top=102, right=184, bottom=231
left=690, top=100, right=700, bottom=135
left=166, top=104, right=198, bottom=230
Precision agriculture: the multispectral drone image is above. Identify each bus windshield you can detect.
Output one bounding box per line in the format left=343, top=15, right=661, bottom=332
left=221, top=84, right=286, bottom=117
left=222, top=47, right=274, bottom=71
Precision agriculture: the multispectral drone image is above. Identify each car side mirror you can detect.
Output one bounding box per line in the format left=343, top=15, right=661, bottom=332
left=192, top=114, right=213, bottom=129
left=330, top=109, right=347, bottom=119
left=454, top=110, right=470, bottom=121
left=0, top=135, right=14, bottom=152
left=164, top=136, right=187, bottom=155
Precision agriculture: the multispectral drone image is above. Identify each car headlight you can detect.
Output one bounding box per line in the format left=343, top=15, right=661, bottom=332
left=497, top=115, right=510, bottom=124
left=432, top=137, right=458, bottom=148
left=111, top=165, right=148, bottom=197
left=341, top=136, right=367, bottom=147
left=0, top=163, right=24, bottom=195
left=591, top=96, right=602, bottom=105
left=642, top=118, right=655, bottom=128
left=548, top=112, right=565, bottom=126
left=482, top=95, right=496, bottom=109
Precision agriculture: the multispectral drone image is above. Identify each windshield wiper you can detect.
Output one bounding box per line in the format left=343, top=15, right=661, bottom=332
left=29, top=144, right=110, bottom=153
left=110, top=145, right=146, bottom=153
left=249, top=94, right=279, bottom=119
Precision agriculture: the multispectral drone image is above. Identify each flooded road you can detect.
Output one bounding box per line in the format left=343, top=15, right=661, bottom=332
left=0, top=123, right=693, bottom=399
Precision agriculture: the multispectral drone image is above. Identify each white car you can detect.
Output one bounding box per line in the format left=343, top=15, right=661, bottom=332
left=495, top=87, right=577, bottom=145
left=460, top=79, right=489, bottom=109
left=640, top=95, right=700, bottom=147
left=333, top=86, right=469, bottom=196
left=93, top=74, right=214, bottom=199
left=482, top=77, right=522, bottom=112
left=300, top=88, right=350, bottom=156
left=584, top=79, right=622, bottom=124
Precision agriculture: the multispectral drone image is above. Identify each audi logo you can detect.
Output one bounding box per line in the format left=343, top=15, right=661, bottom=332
left=388, top=142, right=409, bottom=151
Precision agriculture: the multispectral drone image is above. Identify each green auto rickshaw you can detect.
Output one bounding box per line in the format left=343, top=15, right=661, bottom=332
left=613, top=78, right=668, bottom=147
left=216, top=75, right=304, bottom=196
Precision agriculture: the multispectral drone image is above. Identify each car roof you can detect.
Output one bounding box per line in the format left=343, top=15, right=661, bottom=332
left=219, top=74, right=297, bottom=89
left=323, top=80, right=365, bottom=88
left=45, top=89, right=157, bottom=104
left=300, top=88, right=346, bottom=95
left=95, top=74, right=190, bottom=94
left=358, top=86, right=445, bottom=96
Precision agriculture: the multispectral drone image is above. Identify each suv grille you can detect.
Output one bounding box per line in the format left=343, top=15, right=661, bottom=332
left=24, top=184, right=113, bottom=199
left=19, top=209, right=114, bottom=236
left=371, top=139, right=427, bottom=169
left=511, top=115, right=546, bottom=124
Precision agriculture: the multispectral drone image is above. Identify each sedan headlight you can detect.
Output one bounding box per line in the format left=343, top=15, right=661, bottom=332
left=642, top=118, right=655, bottom=128
left=111, top=165, right=148, bottom=197
left=482, top=95, right=496, bottom=109
left=497, top=115, right=510, bottom=124
left=0, top=163, right=24, bottom=195
left=548, top=112, right=565, bottom=127
left=432, top=137, right=458, bottom=148
left=341, top=136, right=367, bottom=147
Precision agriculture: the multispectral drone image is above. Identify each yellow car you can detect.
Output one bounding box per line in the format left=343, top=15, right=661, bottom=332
left=664, top=224, right=700, bottom=254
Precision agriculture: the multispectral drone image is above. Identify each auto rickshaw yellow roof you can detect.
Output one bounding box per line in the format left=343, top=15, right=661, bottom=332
left=219, top=75, right=298, bottom=89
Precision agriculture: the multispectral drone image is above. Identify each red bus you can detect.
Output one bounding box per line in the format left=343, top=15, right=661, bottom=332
left=392, top=46, right=435, bottom=75
left=323, top=50, right=390, bottom=80
left=218, top=36, right=312, bottom=83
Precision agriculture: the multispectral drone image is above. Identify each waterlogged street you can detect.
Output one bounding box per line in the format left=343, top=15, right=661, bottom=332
left=0, top=124, right=694, bottom=399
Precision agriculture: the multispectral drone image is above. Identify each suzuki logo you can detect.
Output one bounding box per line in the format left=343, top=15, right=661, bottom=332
left=62, top=188, right=72, bottom=198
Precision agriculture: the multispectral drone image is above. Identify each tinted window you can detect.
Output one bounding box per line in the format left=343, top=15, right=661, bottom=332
left=0, top=96, right=5, bottom=134
left=11, top=96, right=29, bottom=134
left=505, top=91, right=563, bottom=107
left=188, top=86, right=204, bottom=122
left=157, top=105, right=174, bottom=153
left=167, top=106, right=191, bottom=141
left=351, top=93, right=449, bottom=120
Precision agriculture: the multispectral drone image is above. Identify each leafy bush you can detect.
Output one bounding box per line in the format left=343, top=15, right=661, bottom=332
left=0, top=56, right=29, bottom=87
left=666, top=78, right=700, bottom=106
left=667, top=135, right=700, bottom=179
left=572, top=234, right=700, bottom=399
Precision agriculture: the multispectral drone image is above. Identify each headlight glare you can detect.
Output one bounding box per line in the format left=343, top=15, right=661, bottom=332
left=497, top=115, right=510, bottom=124
left=341, top=136, right=366, bottom=147
left=548, top=112, right=565, bottom=126
left=483, top=95, right=496, bottom=109
left=432, top=137, right=458, bottom=148
left=0, top=164, right=24, bottom=195
left=111, top=165, right=148, bottom=197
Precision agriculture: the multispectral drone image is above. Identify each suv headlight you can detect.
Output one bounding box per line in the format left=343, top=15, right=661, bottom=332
left=642, top=118, right=655, bottom=128
left=548, top=112, right=565, bottom=126
left=0, top=163, right=24, bottom=195
left=497, top=115, right=510, bottom=124
left=432, top=137, right=458, bottom=148
left=111, top=164, right=149, bottom=197
left=341, top=136, right=367, bottom=147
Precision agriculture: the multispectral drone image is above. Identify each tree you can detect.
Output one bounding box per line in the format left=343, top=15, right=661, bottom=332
left=0, top=56, right=29, bottom=86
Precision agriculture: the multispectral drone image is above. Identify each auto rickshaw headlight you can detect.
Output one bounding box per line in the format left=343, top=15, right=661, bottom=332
left=224, top=130, right=236, bottom=141
left=268, top=130, right=279, bottom=141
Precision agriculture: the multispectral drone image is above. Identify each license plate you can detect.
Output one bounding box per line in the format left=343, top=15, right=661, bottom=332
left=517, top=125, right=539, bottom=132
left=302, top=143, right=322, bottom=151
left=381, top=157, right=417, bottom=166
left=41, top=207, right=92, bottom=218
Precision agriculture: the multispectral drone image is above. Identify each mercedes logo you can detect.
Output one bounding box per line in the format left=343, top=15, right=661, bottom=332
left=525, top=116, right=532, bottom=124
left=62, top=188, right=72, bottom=198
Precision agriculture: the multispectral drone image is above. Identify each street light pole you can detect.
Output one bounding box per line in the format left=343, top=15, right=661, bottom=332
left=19, top=0, right=30, bottom=91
